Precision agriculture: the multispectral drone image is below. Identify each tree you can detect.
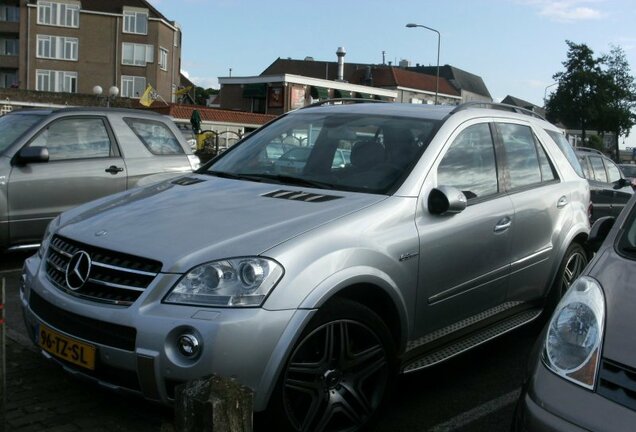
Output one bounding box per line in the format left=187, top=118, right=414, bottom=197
left=545, top=41, right=605, bottom=141
left=195, top=86, right=219, bottom=106
left=546, top=41, right=636, bottom=161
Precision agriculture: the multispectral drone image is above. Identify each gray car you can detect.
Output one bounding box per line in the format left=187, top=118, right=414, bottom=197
left=0, top=107, right=199, bottom=252
left=21, top=102, right=590, bottom=431
left=514, top=193, right=636, bottom=431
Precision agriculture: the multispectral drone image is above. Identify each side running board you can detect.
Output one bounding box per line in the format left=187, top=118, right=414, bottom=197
left=402, top=308, right=542, bottom=374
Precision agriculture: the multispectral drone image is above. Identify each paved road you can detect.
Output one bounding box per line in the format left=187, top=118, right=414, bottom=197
left=1, top=251, right=542, bottom=431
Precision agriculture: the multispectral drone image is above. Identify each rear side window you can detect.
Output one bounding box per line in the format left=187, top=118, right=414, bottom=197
left=498, top=123, right=556, bottom=189
left=545, top=130, right=584, bottom=178
left=606, top=159, right=622, bottom=183
left=124, top=118, right=185, bottom=155
left=28, top=117, right=113, bottom=161
left=437, top=123, right=498, bottom=200
left=589, top=156, right=608, bottom=182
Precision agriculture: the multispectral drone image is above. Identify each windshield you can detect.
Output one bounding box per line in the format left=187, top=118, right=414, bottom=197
left=205, top=112, right=439, bottom=194
left=620, top=164, right=636, bottom=178
left=618, top=201, right=636, bottom=259
left=0, top=112, right=46, bottom=154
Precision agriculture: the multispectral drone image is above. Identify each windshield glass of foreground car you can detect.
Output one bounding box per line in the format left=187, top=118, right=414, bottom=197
left=0, top=112, right=46, bottom=154
left=206, top=112, right=439, bottom=194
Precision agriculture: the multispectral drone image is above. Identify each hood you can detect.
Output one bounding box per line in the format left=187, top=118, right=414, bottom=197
left=56, top=174, right=386, bottom=272
left=591, top=248, right=636, bottom=367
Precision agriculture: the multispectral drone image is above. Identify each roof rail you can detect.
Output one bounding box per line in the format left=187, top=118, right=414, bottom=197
left=450, top=102, right=546, bottom=120
left=299, top=98, right=387, bottom=110
left=575, top=146, right=604, bottom=156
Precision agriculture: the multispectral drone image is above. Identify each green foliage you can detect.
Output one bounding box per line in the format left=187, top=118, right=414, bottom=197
left=586, top=134, right=604, bottom=152
left=546, top=41, right=636, bottom=142
left=195, top=87, right=219, bottom=106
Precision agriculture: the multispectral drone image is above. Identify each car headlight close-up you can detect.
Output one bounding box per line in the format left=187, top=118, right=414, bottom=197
left=543, top=276, right=605, bottom=389
left=164, top=257, right=284, bottom=307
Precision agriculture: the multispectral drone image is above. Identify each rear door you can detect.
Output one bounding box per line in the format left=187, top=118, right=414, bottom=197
left=7, top=116, right=126, bottom=246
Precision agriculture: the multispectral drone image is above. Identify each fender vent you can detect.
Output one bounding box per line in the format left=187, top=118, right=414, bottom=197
left=172, top=177, right=205, bottom=186
left=262, top=189, right=342, bottom=203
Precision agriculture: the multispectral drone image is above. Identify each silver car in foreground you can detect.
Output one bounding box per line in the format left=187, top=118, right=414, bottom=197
left=0, top=107, right=199, bottom=252
left=21, top=102, right=590, bottom=431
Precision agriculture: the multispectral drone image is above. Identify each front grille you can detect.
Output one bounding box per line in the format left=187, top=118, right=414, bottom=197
left=597, top=358, right=636, bottom=411
left=29, top=290, right=136, bottom=351
left=46, top=235, right=162, bottom=306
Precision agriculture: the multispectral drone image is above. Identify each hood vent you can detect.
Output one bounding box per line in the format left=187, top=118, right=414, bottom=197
left=172, top=177, right=205, bottom=186
left=263, top=189, right=342, bottom=203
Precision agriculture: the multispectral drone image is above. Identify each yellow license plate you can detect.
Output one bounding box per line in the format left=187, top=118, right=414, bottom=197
left=38, top=324, right=96, bottom=370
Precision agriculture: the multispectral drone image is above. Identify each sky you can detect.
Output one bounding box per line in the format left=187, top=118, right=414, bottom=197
left=148, top=0, right=636, bottom=145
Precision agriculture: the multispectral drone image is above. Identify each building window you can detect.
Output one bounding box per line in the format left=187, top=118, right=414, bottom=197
left=0, top=39, right=18, bottom=56
left=122, top=43, right=153, bottom=66
left=37, top=35, right=78, bottom=61
left=0, top=70, right=18, bottom=88
left=36, top=69, right=77, bottom=93
left=123, top=8, right=148, bottom=35
left=121, top=75, right=146, bottom=98
left=0, top=5, right=20, bottom=22
left=37, top=1, right=79, bottom=28
left=159, top=47, right=168, bottom=71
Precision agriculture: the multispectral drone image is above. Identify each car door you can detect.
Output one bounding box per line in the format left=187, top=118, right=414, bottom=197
left=415, top=121, right=513, bottom=335
left=494, top=122, right=565, bottom=303
left=7, top=116, right=127, bottom=246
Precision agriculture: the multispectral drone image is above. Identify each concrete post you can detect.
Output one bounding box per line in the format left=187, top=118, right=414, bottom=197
left=174, top=375, right=253, bottom=432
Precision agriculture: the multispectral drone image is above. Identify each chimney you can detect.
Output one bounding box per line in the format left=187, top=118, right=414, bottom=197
left=336, top=47, right=346, bottom=81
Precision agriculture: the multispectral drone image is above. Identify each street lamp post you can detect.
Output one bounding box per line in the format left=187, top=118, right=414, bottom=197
left=406, top=23, right=441, bottom=105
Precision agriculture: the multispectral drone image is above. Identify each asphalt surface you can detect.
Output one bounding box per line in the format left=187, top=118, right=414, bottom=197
left=1, top=251, right=543, bottom=431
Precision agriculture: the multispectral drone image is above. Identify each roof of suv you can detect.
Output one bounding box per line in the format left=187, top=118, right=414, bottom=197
left=297, top=100, right=549, bottom=123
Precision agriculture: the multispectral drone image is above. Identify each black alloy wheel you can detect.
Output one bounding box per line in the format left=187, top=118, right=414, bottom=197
left=558, top=243, right=588, bottom=297
left=275, top=299, right=396, bottom=432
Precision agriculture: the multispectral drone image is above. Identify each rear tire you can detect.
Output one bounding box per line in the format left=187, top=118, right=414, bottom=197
left=545, top=242, right=588, bottom=314
left=266, top=298, right=397, bottom=432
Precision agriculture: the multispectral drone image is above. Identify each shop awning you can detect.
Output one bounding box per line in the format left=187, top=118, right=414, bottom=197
left=243, top=83, right=267, bottom=98
left=334, top=89, right=352, bottom=98
left=310, top=86, right=329, bottom=100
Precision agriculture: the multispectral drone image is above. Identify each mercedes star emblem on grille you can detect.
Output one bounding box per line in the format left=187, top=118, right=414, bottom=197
left=65, top=251, right=92, bottom=290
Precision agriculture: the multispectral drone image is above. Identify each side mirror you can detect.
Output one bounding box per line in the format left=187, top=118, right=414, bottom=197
left=613, top=178, right=630, bottom=189
left=428, top=186, right=467, bottom=215
left=588, top=216, right=615, bottom=253
left=15, top=146, right=49, bottom=165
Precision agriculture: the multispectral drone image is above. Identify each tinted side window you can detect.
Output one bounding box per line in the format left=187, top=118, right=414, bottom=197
left=536, top=136, right=557, bottom=182
left=437, top=123, right=498, bottom=200
left=124, top=118, right=185, bottom=155
left=589, top=156, right=608, bottom=182
left=545, top=130, right=585, bottom=178
left=577, top=155, right=593, bottom=179
left=498, top=123, right=542, bottom=189
left=606, top=159, right=622, bottom=183
left=29, top=117, right=112, bottom=161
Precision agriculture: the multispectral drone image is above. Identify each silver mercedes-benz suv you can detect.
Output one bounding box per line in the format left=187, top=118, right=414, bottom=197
left=21, top=101, right=590, bottom=431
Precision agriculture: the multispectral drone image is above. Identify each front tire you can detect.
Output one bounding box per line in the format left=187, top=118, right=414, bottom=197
left=545, top=242, right=588, bottom=314
left=269, top=298, right=397, bottom=432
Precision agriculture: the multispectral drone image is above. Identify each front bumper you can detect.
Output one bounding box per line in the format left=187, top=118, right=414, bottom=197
left=20, top=254, right=313, bottom=410
left=515, top=359, right=636, bottom=431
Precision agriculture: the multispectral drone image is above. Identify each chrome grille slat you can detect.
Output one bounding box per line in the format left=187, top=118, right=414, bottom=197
left=45, top=235, right=162, bottom=306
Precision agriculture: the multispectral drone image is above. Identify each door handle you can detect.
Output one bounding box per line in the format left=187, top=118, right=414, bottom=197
left=105, top=165, right=124, bottom=174
left=557, top=196, right=568, bottom=208
left=494, top=217, right=512, bottom=233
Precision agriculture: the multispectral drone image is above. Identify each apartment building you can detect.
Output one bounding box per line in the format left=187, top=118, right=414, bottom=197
left=0, top=0, right=181, bottom=102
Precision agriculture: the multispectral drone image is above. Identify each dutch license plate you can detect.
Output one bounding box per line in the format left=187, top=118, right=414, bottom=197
left=38, top=324, right=96, bottom=370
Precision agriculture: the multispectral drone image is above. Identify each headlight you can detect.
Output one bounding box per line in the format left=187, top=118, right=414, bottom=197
left=163, top=257, right=284, bottom=307
left=38, top=216, right=60, bottom=258
left=542, top=276, right=605, bottom=389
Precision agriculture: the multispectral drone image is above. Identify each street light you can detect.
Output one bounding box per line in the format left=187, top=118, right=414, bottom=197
left=543, top=82, right=558, bottom=106
left=92, top=85, right=119, bottom=107
left=406, top=23, right=441, bottom=105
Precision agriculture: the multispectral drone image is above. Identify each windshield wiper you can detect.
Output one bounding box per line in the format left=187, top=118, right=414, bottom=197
left=204, top=171, right=267, bottom=182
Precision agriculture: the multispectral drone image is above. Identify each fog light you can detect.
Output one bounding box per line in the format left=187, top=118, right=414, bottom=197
left=177, top=334, right=200, bottom=357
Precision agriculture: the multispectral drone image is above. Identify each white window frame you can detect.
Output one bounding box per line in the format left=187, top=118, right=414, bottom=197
left=36, top=69, right=77, bottom=93
left=37, top=35, right=78, bottom=61
left=159, top=47, right=168, bottom=71
left=122, top=43, right=153, bottom=66
left=123, top=8, right=148, bottom=35
left=121, top=75, right=146, bottom=98
left=37, top=1, right=79, bottom=28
